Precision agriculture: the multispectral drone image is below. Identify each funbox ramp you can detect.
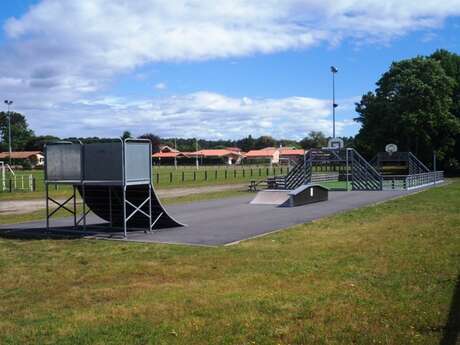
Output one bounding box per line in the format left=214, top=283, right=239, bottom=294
left=78, top=184, right=184, bottom=229
left=250, top=184, right=329, bottom=207
left=250, top=190, right=290, bottom=206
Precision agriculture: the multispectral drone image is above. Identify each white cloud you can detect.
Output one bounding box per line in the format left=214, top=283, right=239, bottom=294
left=2, top=0, right=460, bottom=97
left=154, top=82, right=167, bottom=90
left=21, top=91, right=355, bottom=139
left=1, top=0, right=460, bottom=138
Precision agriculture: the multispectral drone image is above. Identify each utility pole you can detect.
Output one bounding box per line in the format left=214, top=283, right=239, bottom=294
left=4, top=100, right=13, bottom=165
left=330, top=66, right=338, bottom=138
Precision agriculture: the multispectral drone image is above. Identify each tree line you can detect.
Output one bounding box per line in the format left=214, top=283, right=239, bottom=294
left=2, top=49, right=460, bottom=172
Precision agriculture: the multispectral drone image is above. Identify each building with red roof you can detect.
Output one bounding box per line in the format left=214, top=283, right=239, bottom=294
left=244, top=147, right=304, bottom=165
left=0, top=151, right=44, bottom=167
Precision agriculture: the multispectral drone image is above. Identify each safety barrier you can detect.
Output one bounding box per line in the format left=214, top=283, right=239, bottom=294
left=383, top=171, right=444, bottom=190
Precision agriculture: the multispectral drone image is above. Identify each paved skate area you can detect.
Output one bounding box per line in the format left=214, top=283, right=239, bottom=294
left=0, top=189, right=420, bottom=246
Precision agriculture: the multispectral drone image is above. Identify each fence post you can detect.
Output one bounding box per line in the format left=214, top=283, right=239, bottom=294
left=266, top=167, right=269, bottom=176
left=205, top=170, right=208, bottom=181
left=169, top=172, right=173, bottom=183
left=242, top=169, right=245, bottom=177
left=182, top=171, right=185, bottom=182
left=225, top=170, right=228, bottom=179
left=156, top=173, right=160, bottom=184
left=32, top=177, right=36, bottom=192
left=233, top=170, right=236, bottom=178
left=215, top=170, right=218, bottom=179
left=250, top=168, right=253, bottom=177
left=194, top=171, right=196, bottom=181
left=9, top=179, right=12, bottom=192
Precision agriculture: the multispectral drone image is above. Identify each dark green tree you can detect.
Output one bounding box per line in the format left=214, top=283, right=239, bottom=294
left=254, top=135, right=276, bottom=149
left=354, top=56, right=460, bottom=167
left=0, top=111, right=35, bottom=151
left=121, top=131, right=132, bottom=140
left=299, top=131, right=328, bottom=149
left=25, top=135, right=60, bottom=151
left=138, top=133, right=161, bottom=153
left=236, top=135, right=256, bottom=151
left=430, top=49, right=460, bottom=170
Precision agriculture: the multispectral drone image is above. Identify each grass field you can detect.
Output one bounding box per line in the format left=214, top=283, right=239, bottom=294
left=0, top=165, right=284, bottom=197
left=0, top=164, right=347, bottom=200
left=0, top=181, right=459, bottom=344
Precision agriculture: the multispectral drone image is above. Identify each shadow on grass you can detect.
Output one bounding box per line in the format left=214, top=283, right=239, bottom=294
left=0, top=224, right=127, bottom=241
left=440, top=274, right=460, bottom=345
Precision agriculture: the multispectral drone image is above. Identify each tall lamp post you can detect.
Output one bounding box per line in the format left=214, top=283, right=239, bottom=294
left=4, top=100, right=13, bottom=165
left=330, top=66, right=338, bottom=138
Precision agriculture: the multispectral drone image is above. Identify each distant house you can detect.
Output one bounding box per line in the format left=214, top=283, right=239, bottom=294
left=0, top=151, right=44, bottom=168
left=225, top=147, right=242, bottom=153
left=244, top=148, right=280, bottom=165
left=244, top=147, right=304, bottom=165
left=279, top=148, right=305, bottom=161
left=193, top=149, right=243, bottom=165
left=153, top=146, right=244, bottom=166
left=153, top=146, right=190, bottom=165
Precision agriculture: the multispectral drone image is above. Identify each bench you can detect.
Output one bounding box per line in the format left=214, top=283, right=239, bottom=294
left=248, top=179, right=268, bottom=192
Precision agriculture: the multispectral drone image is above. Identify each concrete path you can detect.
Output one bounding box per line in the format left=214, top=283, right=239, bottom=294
left=0, top=183, right=247, bottom=215
left=0, top=189, right=412, bottom=246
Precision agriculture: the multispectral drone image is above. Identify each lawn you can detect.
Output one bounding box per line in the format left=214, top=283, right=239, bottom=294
left=0, top=165, right=342, bottom=201
left=0, top=181, right=459, bottom=344
left=0, top=165, right=284, bottom=199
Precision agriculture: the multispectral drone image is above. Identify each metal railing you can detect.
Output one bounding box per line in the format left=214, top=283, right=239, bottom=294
left=383, top=171, right=444, bottom=190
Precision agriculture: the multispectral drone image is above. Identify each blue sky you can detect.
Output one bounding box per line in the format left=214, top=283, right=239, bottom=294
left=1, top=1, right=460, bottom=140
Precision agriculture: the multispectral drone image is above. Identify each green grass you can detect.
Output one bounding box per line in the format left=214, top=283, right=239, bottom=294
left=0, top=165, right=280, bottom=199
left=1, top=165, right=353, bottom=200
left=1, top=181, right=459, bottom=344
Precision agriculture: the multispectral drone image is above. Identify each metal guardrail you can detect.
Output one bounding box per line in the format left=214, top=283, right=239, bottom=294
left=383, top=171, right=444, bottom=190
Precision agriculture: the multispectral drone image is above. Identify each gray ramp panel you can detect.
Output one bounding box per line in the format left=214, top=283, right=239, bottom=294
left=250, top=190, right=290, bottom=205
left=77, top=184, right=184, bottom=229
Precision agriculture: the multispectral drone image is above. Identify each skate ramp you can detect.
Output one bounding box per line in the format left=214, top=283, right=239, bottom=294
left=78, top=184, right=184, bottom=229
left=288, top=184, right=328, bottom=207
left=250, top=189, right=290, bottom=206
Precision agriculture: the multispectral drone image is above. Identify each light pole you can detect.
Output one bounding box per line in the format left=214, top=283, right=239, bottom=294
left=330, top=66, right=338, bottom=138
left=4, top=100, right=13, bottom=165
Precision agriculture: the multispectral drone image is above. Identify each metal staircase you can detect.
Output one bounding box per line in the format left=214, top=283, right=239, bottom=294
left=268, top=148, right=383, bottom=191
left=408, top=152, right=430, bottom=174
left=349, top=149, right=382, bottom=191
left=284, top=158, right=310, bottom=189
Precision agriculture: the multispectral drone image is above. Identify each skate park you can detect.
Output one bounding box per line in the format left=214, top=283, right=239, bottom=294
left=0, top=138, right=444, bottom=246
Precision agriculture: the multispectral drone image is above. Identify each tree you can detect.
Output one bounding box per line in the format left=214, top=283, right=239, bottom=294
left=0, top=111, right=35, bottom=151
left=138, top=133, right=161, bottom=153
left=236, top=135, right=256, bottom=151
left=25, top=135, right=60, bottom=151
left=299, top=131, right=327, bottom=149
left=254, top=135, right=276, bottom=149
left=354, top=56, right=460, bottom=167
left=121, top=131, right=132, bottom=140
left=430, top=49, right=460, bottom=170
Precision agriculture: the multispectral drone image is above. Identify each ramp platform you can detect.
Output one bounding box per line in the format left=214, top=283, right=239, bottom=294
left=288, top=184, right=328, bottom=207
left=250, top=184, right=329, bottom=207
left=250, top=189, right=290, bottom=206
left=44, top=139, right=184, bottom=238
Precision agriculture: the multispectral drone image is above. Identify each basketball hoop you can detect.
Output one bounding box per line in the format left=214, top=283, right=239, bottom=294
left=385, top=143, right=398, bottom=156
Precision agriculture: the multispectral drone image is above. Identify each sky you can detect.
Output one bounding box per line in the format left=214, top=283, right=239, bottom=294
left=1, top=1, right=460, bottom=141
